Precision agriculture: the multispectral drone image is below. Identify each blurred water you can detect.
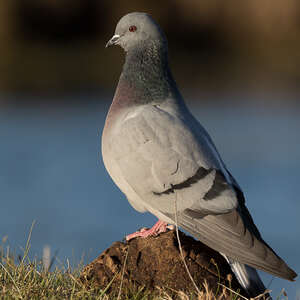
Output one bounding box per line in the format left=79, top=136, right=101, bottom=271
left=0, top=96, right=299, bottom=298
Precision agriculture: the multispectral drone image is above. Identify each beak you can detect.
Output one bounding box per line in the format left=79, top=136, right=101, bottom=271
left=105, top=34, right=120, bottom=48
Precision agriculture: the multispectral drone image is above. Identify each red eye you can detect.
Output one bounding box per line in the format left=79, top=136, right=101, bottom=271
left=129, top=25, right=137, bottom=32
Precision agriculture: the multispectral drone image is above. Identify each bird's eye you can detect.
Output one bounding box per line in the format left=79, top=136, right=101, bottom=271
left=129, top=25, right=137, bottom=32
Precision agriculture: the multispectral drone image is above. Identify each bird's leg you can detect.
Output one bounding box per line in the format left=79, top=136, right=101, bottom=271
left=126, top=220, right=170, bottom=241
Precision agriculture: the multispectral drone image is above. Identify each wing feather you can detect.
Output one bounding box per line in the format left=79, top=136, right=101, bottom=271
left=179, top=209, right=296, bottom=280
left=110, top=104, right=238, bottom=214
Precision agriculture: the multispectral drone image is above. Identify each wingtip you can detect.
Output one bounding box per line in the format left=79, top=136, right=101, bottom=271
left=290, top=270, right=298, bottom=281
left=284, top=266, right=297, bottom=281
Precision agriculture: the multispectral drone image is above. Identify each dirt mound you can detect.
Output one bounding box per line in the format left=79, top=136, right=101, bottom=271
left=80, top=230, right=246, bottom=297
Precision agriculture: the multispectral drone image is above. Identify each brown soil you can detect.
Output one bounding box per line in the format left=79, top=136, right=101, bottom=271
left=80, top=230, right=247, bottom=297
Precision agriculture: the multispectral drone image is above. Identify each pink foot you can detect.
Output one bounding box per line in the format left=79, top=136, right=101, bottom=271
left=126, top=220, right=170, bottom=241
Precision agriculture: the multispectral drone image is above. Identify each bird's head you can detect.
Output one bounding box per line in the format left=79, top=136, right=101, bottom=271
left=106, top=12, right=167, bottom=52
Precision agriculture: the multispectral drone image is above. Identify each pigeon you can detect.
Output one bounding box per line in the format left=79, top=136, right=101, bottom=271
left=103, top=12, right=297, bottom=297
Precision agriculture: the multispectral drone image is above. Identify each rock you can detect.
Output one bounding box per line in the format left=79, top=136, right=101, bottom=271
left=80, top=230, right=247, bottom=297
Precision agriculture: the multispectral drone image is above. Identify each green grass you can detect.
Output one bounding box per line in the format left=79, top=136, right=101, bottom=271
left=0, top=238, right=153, bottom=300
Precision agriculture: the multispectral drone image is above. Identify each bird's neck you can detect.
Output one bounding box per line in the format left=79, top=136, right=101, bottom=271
left=119, top=41, right=177, bottom=104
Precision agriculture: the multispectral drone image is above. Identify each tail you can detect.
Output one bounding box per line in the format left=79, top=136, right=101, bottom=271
left=222, top=254, right=271, bottom=299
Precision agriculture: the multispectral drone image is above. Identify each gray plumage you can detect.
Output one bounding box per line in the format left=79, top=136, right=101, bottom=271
left=102, top=12, right=297, bottom=297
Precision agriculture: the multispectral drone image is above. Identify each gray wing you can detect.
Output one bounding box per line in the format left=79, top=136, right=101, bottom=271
left=179, top=199, right=296, bottom=280
left=108, top=103, right=296, bottom=281
left=109, top=103, right=238, bottom=214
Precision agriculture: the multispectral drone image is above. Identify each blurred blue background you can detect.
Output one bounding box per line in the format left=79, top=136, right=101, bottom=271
left=0, top=1, right=299, bottom=298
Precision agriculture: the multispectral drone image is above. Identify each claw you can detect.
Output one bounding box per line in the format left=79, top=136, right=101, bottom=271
left=126, top=220, right=168, bottom=241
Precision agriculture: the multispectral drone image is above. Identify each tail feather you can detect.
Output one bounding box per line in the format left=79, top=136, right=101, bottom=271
left=222, top=254, right=271, bottom=299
